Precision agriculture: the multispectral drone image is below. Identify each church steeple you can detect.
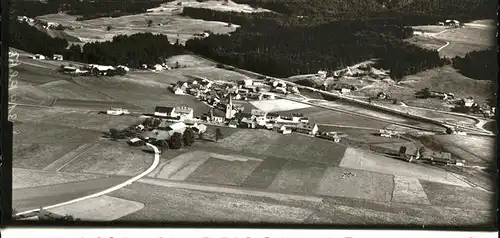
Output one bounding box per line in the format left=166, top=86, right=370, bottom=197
left=225, top=96, right=233, bottom=119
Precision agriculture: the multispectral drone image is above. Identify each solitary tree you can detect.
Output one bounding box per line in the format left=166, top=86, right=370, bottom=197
left=215, top=128, right=223, bottom=142
left=168, top=132, right=183, bottom=149
left=147, top=19, right=153, bottom=27
left=175, top=61, right=180, bottom=69
left=107, top=26, right=112, bottom=31
left=183, top=128, right=195, bottom=146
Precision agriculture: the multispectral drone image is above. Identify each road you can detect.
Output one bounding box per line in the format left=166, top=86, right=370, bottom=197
left=14, top=143, right=160, bottom=217
left=12, top=176, right=131, bottom=212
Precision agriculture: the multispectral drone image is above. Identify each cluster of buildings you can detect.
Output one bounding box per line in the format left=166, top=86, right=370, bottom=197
left=59, top=64, right=130, bottom=76
left=142, top=63, right=171, bottom=71
left=32, top=54, right=63, bottom=61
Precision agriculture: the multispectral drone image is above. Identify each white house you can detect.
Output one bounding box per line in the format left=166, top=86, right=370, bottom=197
left=242, top=79, right=253, bottom=86
left=317, top=70, right=327, bottom=79
left=52, top=54, right=63, bottom=61
left=106, top=108, right=130, bottom=116
left=174, top=106, right=194, bottom=120
left=117, top=65, right=130, bottom=72
left=153, top=64, right=163, bottom=71
left=154, top=106, right=175, bottom=117
left=32, top=54, right=46, bottom=60
left=461, top=98, right=474, bottom=107
left=341, top=88, right=351, bottom=94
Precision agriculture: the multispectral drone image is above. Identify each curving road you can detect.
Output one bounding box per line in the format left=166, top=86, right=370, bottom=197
left=14, top=143, right=160, bottom=217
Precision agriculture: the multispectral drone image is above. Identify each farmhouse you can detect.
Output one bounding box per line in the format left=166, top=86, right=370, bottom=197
left=274, top=87, right=287, bottom=94
left=266, top=113, right=281, bottom=121
left=293, top=122, right=319, bottom=135
left=52, top=54, right=63, bottom=61
left=127, top=138, right=145, bottom=146
left=154, top=106, right=174, bottom=117
left=32, top=54, right=46, bottom=60
left=317, top=70, right=327, bottom=79
left=461, top=97, right=475, bottom=107
left=228, top=120, right=239, bottom=128
left=174, top=106, right=194, bottom=120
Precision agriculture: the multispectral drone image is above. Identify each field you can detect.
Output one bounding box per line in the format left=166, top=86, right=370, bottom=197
left=410, top=23, right=495, bottom=58
left=35, top=0, right=268, bottom=44
left=13, top=168, right=105, bottom=189
left=164, top=54, right=216, bottom=68
left=48, top=195, right=144, bottom=221
left=281, top=107, right=391, bottom=129
left=250, top=99, right=311, bottom=112
left=59, top=141, right=154, bottom=176
left=429, top=135, right=495, bottom=166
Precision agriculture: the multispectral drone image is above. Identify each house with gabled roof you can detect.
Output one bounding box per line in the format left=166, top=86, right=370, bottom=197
left=154, top=106, right=174, bottom=117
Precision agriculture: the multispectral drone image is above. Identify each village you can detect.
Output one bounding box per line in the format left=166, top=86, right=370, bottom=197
left=100, top=71, right=467, bottom=169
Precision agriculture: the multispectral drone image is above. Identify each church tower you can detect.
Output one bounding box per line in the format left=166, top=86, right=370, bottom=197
left=225, top=96, right=233, bottom=120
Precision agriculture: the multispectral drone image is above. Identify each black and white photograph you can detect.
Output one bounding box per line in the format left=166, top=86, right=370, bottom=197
left=3, top=0, right=497, bottom=228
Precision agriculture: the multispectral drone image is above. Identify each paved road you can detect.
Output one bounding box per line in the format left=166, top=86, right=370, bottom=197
left=12, top=176, right=131, bottom=212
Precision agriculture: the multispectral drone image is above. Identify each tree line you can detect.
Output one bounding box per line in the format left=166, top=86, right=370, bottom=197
left=64, top=33, right=184, bottom=68
left=11, top=0, right=172, bottom=20
left=5, top=20, right=69, bottom=56
left=232, top=0, right=496, bottom=22
left=184, top=19, right=441, bottom=79
left=452, top=49, right=497, bottom=81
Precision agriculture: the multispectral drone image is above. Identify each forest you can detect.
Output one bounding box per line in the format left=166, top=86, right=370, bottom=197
left=184, top=13, right=441, bottom=79
left=11, top=0, right=171, bottom=20
left=232, top=0, right=497, bottom=22
left=452, top=49, right=497, bottom=82
left=6, top=20, right=69, bottom=57
left=64, top=33, right=184, bottom=68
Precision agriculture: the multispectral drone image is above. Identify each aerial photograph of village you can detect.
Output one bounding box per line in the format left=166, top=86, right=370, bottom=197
left=6, top=0, right=497, bottom=227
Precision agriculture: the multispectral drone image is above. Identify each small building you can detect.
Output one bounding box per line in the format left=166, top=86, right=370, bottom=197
left=32, top=54, right=46, bottom=60
left=274, top=87, right=287, bottom=94
left=240, top=117, right=256, bottom=128
left=251, top=109, right=267, bottom=119
left=211, top=116, right=224, bottom=123
left=117, top=65, right=130, bottom=72
left=461, top=97, right=474, bottom=107
left=317, top=70, right=327, bottom=79
left=153, top=64, right=163, bottom=71
left=341, top=88, right=351, bottom=94
left=242, top=79, right=253, bottom=86
left=106, top=108, right=129, bottom=116
left=377, top=92, right=388, bottom=100
left=174, top=106, right=194, bottom=120
left=266, top=113, right=281, bottom=121
left=136, top=124, right=145, bottom=131
left=228, top=120, right=239, bottom=128
left=261, top=93, right=276, bottom=100
left=128, top=138, right=145, bottom=146
left=52, top=54, right=63, bottom=61
left=299, top=117, right=309, bottom=123
left=293, top=123, right=318, bottom=135
left=154, top=106, right=174, bottom=117
left=291, top=113, right=304, bottom=123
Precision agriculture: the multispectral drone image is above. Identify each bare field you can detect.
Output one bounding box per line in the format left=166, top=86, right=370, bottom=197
left=420, top=180, right=494, bottom=210
left=399, top=66, right=495, bottom=103
left=70, top=74, right=211, bottom=114
left=13, top=122, right=102, bottom=144
left=12, top=105, right=142, bottom=131
left=268, top=160, right=326, bottom=195
left=165, top=54, right=216, bottom=68
left=283, top=107, right=390, bottom=129
left=430, top=135, right=495, bottom=165
left=149, top=0, right=272, bottom=13
left=13, top=143, right=83, bottom=170
left=339, top=148, right=470, bottom=187
left=13, top=168, right=105, bottom=189
left=317, top=166, right=394, bottom=202
left=187, top=157, right=261, bottom=186
left=37, top=4, right=240, bottom=45
left=60, top=142, right=154, bottom=176
left=313, top=196, right=493, bottom=226
left=111, top=182, right=315, bottom=223
left=163, top=66, right=251, bottom=82
left=216, top=130, right=347, bottom=166
left=391, top=176, right=430, bottom=205
left=250, top=99, right=311, bottom=112
left=49, top=195, right=144, bottom=221
left=410, top=24, right=495, bottom=58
